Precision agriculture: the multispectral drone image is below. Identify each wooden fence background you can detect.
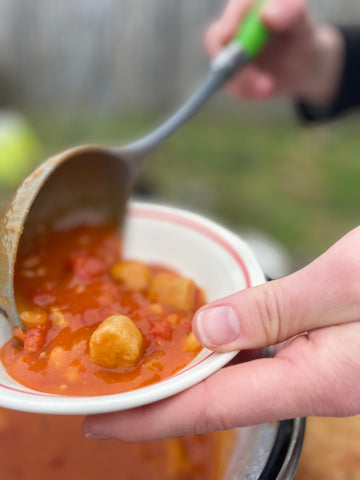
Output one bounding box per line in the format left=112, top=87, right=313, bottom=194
left=0, top=0, right=359, bottom=113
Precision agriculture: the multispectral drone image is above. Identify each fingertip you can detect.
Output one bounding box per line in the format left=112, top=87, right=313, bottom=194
left=262, top=0, right=306, bottom=31
left=82, top=415, right=106, bottom=440
left=205, top=19, right=235, bottom=57
left=204, top=22, right=221, bottom=57
left=221, top=0, right=254, bottom=36
left=261, top=0, right=284, bottom=29
left=83, top=412, right=136, bottom=442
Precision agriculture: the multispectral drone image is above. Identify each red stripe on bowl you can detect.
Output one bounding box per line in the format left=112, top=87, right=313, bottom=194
left=130, top=205, right=251, bottom=288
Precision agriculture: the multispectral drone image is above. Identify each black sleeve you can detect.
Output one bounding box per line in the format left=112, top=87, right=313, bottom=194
left=296, top=26, right=360, bottom=123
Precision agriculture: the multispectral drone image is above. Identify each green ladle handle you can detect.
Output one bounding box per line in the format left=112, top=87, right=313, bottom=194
left=233, top=1, right=269, bottom=58
left=210, top=1, right=269, bottom=76
left=127, top=2, right=269, bottom=156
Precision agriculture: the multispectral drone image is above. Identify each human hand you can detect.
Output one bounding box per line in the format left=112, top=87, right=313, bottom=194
left=83, top=226, right=360, bottom=442
left=206, top=0, right=344, bottom=104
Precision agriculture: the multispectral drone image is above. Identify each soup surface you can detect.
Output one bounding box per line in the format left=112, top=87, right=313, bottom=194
left=0, top=408, right=235, bottom=480
left=1, top=223, right=204, bottom=395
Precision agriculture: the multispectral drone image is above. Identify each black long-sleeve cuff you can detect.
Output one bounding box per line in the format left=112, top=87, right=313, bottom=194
left=296, top=26, right=360, bottom=123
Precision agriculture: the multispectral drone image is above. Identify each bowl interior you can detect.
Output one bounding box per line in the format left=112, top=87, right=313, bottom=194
left=0, top=201, right=265, bottom=414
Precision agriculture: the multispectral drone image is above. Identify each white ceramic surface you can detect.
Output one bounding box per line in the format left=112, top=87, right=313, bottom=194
left=0, top=202, right=265, bottom=414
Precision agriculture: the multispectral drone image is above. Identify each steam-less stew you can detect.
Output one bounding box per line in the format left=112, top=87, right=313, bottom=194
left=0, top=223, right=204, bottom=396
left=0, top=409, right=235, bottom=480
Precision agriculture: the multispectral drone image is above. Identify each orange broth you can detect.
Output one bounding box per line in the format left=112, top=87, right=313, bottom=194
left=0, top=409, right=236, bottom=480
left=0, top=224, right=204, bottom=396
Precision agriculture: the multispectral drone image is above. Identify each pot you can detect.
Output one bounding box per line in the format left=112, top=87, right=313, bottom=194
left=0, top=408, right=304, bottom=479
left=225, top=418, right=305, bottom=479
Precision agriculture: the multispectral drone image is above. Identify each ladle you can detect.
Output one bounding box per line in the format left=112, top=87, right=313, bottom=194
left=0, top=6, right=268, bottom=328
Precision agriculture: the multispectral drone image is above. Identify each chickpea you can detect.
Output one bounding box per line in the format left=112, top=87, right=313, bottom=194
left=149, top=273, right=196, bottom=311
left=149, top=303, right=163, bottom=314
left=65, top=367, right=80, bottom=383
left=166, top=313, right=180, bottom=326
left=49, top=308, right=67, bottom=328
left=109, top=261, right=151, bottom=290
left=19, top=309, right=47, bottom=327
left=165, top=438, right=191, bottom=477
left=49, top=346, right=68, bottom=369
left=89, top=315, right=143, bottom=369
left=184, top=331, right=201, bottom=353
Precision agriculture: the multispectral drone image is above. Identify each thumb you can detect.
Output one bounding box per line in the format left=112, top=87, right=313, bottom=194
left=193, top=228, right=360, bottom=352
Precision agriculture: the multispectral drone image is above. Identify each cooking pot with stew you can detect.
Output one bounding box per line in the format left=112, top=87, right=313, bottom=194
left=0, top=408, right=304, bottom=479
left=0, top=194, right=304, bottom=478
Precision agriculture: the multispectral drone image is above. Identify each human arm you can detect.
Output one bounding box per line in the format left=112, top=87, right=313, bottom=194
left=83, top=226, right=360, bottom=441
left=204, top=0, right=344, bottom=107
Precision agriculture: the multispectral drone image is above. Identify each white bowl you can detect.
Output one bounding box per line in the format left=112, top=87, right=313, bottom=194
left=0, top=201, right=265, bottom=414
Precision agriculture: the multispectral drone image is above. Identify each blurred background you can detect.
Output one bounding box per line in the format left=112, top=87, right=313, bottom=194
left=0, top=1, right=359, bottom=477
left=0, top=0, right=359, bottom=274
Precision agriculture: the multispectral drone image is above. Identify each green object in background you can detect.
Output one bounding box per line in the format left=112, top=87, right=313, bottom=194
left=233, top=0, right=269, bottom=58
left=0, top=111, right=41, bottom=188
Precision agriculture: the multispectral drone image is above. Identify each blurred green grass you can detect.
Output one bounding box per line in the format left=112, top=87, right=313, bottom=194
left=16, top=111, right=360, bottom=268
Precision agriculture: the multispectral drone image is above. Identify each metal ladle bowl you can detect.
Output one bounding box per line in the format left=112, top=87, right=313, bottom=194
left=0, top=7, right=268, bottom=328
left=0, top=146, right=131, bottom=327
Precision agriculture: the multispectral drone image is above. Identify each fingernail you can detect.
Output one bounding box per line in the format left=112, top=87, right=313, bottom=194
left=84, top=432, right=110, bottom=440
left=195, top=305, right=240, bottom=347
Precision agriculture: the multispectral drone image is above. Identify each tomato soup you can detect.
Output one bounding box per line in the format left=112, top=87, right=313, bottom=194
left=1, top=223, right=205, bottom=396
left=0, top=408, right=235, bottom=480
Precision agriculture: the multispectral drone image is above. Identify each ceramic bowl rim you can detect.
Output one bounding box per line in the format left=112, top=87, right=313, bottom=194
left=0, top=201, right=266, bottom=414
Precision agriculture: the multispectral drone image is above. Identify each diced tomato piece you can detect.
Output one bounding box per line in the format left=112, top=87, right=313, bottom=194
left=12, top=327, right=25, bottom=345
left=24, top=327, right=47, bottom=356
left=32, top=293, right=55, bottom=308
left=69, top=255, right=104, bottom=281
left=148, top=319, right=172, bottom=341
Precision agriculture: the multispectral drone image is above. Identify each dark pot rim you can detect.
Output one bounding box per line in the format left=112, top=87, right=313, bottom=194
left=259, top=418, right=306, bottom=480
left=223, top=417, right=306, bottom=479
